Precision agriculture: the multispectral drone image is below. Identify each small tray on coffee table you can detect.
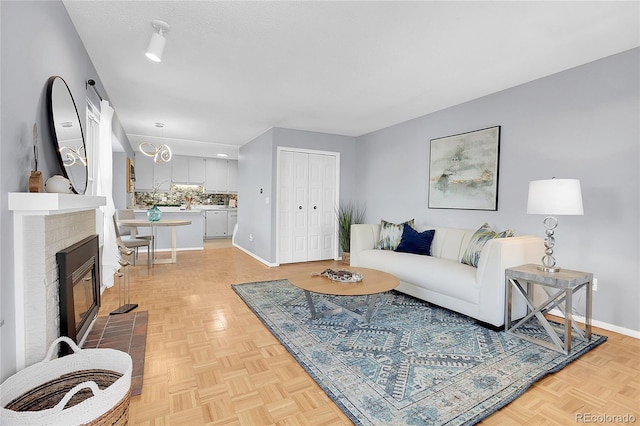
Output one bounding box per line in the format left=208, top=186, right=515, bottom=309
left=312, top=268, right=363, bottom=283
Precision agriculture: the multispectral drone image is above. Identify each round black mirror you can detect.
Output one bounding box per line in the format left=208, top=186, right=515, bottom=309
left=46, top=76, right=87, bottom=195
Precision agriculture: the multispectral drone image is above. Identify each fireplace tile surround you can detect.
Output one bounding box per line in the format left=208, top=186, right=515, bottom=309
left=9, top=193, right=106, bottom=370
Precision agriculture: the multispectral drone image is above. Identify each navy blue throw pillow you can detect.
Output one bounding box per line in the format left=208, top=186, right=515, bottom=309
left=395, top=226, right=435, bottom=256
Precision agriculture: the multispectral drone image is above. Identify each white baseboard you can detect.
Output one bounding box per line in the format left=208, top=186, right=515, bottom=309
left=154, top=247, right=204, bottom=252
left=232, top=242, right=279, bottom=267
left=548, top=308, right=640, bottom=339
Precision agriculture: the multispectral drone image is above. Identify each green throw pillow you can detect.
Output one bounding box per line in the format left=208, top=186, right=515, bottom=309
left=379, top=219, right=415, bottom=250
left=461, top=223, right=514, bottom=267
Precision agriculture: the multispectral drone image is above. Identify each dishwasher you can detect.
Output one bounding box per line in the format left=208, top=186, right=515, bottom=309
left=205, top=210, right=228, bottom=238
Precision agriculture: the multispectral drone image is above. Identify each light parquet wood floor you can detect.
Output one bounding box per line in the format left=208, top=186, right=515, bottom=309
left=99, top=246, right=640, bottom=425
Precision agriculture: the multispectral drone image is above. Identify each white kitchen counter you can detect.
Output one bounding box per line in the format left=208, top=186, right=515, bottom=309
left=133, top=205, right=237, bottom=212
left=134, top=207, right=203, bottom=213
left=195, top=205, right=238, bottom=211
left=131, top=208, right=204, bottom=252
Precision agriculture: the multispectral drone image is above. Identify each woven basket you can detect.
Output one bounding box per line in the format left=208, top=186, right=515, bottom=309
left=0, top=336, right=132, bottom=425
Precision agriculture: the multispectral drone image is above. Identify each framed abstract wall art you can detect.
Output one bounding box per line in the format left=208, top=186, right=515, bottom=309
left=428, top=126, right=501, bottom=210
left=126, top=157, right=135, bottom=193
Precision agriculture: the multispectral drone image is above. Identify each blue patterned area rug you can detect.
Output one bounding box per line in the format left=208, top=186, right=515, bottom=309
left=232, top=280, right=606, bottom=425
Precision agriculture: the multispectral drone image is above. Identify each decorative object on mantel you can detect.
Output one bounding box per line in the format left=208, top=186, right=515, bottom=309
left=527, top=178, right=584, bottom=272
left=336, top=201, right=366, bottom=265
left=28, top=172, right=43, bottom=192
left=28, top=123, right=44, bottom=193
left=44, top=175, right=72, bottom=194
left=428, top=126, right=501, bottom=210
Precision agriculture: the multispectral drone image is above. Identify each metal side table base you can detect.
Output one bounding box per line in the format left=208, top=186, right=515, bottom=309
left=304, top=290, right=379, bottom=323
left=505, top=264, right=592, bottom=355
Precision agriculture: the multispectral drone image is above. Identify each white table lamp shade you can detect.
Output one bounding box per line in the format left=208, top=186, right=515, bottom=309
left=527, top=179, right=584, bottom=216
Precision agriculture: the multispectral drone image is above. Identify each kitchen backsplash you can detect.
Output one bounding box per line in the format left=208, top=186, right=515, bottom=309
left=134, top=184, right=238, bottom=207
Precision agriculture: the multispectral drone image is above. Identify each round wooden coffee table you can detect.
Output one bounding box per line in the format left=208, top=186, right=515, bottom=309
left=288, top=267, right=399, bottom=323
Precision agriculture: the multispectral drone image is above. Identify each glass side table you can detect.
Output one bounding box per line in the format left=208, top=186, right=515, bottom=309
left=505, top=264, right=593, bottom=355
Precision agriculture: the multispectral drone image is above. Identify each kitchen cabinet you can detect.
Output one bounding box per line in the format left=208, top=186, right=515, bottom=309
left=137, top=154, right=235, bottom=192
left=205, top=158, right=227, bottom=192
left=205, top=210, right=228, bottom=238
left=189, top=157, right=205, bottom=183
left=134, top=153, right=171, bottom=191
left=227, top=210, right=237, bottom=236
left=134, top=153, right=154, bottom=191
left=205, top=158, right=238, bottom=193
left=227, top=160, right=238, bottom=192
left=172, top=156, right=205, bottom=184
left=154, top=161, right=172, bottom=191
left=172, top=156, right=189, bottom=183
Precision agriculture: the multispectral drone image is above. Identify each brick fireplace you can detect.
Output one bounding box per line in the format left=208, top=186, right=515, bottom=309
left=9, top=193, right=106, bottom=369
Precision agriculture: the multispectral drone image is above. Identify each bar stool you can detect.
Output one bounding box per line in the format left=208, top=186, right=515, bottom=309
left=112, top=215, right=151, bottom=271
left=117, top=209, right=155, bottom=261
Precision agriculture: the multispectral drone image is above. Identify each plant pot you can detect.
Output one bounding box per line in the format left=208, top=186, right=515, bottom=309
left=342, top=252, right=350, bottom=265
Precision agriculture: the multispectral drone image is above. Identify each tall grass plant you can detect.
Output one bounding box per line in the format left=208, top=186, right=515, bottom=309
left=336, top=201, right=366, bottom=253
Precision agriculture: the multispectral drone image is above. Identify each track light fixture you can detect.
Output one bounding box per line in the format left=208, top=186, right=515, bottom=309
left=145, top=19, right=170, bottom=62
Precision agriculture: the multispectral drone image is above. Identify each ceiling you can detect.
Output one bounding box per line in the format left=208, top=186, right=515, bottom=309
left=63, top=1, right=639, bottom=159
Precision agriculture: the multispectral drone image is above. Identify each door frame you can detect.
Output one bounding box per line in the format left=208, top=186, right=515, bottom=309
left=275, top=146, right=341, bottom=265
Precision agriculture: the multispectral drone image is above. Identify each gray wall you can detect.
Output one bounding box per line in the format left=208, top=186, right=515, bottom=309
left=355, top=48, right=639, bottom=332
left=237, top=127, right=357, bottom=264
left=0, top=1, right=115, bottom=380
left=237, top=129, right=275, bottom=263
left=112, top=152, right=129, bottom=210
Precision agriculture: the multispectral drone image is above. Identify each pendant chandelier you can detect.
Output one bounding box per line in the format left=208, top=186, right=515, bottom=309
left=139, top=122, right=172, bottom=163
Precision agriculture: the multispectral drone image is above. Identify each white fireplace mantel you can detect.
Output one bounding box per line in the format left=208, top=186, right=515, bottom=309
left=9, top=192, right=106, bottom=215
left=9, top=192, right=106, bottom=370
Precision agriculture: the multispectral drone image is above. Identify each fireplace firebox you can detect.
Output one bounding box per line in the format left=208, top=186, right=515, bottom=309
left=57, top=234, right=101, bottom=354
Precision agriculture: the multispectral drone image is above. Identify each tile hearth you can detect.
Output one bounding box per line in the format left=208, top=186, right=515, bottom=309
left=82, top=311, right=148, bottom=396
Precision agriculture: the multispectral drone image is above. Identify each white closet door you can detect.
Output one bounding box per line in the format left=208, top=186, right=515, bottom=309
left=278, top=151, right=294, bottom=264
left=291, top=152, right=309, bottom=263
left=307, top=153, right=336, bottom=261
left=320, top=154, right=337, bottom=260
left=307, top=154, right=324, bottom=261
left=278, top=149, right=338, bottom=264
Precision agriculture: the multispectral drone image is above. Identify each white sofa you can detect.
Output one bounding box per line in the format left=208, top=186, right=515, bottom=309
left=350, top=224, right=543, bottom=327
